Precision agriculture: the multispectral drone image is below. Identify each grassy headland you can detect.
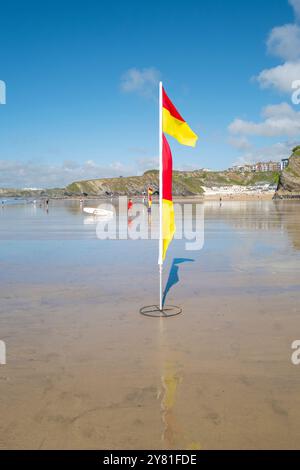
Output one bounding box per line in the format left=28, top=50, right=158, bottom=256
left=66, top=169, right=279, bottom=197
left=0, top=168, right=280, bottom=199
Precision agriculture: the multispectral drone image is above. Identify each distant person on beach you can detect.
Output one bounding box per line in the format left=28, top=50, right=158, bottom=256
left=128, top=198, right=133, bottom=212
left=44, top=199, right=49, bottom=213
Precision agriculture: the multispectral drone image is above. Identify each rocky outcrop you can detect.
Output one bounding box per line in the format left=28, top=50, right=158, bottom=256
left=275, top=147, right=300, bottom=198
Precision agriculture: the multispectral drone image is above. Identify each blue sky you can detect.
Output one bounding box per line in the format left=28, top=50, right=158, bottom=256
left=0, top=0, right=300, bottom=187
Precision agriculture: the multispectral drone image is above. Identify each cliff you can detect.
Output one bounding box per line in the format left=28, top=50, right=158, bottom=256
left=275, top=147, right=300, bottom=198
left=0, top=188, right=66, bottom=198
left=66, top=169, right=279, bottom=197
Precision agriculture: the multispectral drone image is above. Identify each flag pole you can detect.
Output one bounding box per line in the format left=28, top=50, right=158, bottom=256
left=158, top=81, right=163, bottom=311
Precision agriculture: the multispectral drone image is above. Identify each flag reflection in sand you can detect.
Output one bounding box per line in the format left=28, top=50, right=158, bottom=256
left=158, top=318, right=201, bottom=450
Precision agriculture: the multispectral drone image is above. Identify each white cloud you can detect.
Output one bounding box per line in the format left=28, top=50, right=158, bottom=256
left=254, top=1, right=300, bottom=92
left=227, top=136, right=252, bottom=151
left=135, top=157, right=158, bottom=172
left=267, top=24, right=300, bottom=61
left=108, top=161, right=126, bottom=172
left=263, top=102, right=296, bottom=117
left=120, top=67, right=161, bottom=98
left=0, top=157, right=162, bottom=188
left=233, top=141, right=296, bottom=165
left=0, top=158, right=153, bottom=189
left=228, top=1, right=300, bottom=167
left=229, top=102, right=300, bottom=137
left=256, top=60, right=300, bottom=92
left=289, top=0, right=300, bottom=19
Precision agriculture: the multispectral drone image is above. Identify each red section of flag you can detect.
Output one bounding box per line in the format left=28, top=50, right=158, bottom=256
left=162, top=87, right=185, bottom=122
left=162, top=133, right=173, bottom=201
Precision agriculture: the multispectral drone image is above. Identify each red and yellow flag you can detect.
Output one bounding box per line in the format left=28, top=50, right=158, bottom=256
left=163, top=88, right=198, bottom=147
left=160, top=88, right=198, bottom=262
left=162, top=134, right=176, bottom=261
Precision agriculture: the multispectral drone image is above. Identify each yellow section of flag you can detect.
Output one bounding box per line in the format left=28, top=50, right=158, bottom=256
left=162, top=199, right=176, bottom=261
left=162, top=108, right=198, bottom=147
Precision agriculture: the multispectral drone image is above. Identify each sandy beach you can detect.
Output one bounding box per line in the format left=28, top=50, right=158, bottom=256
left=0, top=200, right=299, bottom=449
left=202, top=186, right=276, bottom=201
left=204, top=193, right=274, bottom=201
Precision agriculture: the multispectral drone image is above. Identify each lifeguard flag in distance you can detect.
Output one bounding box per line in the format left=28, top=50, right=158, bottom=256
left=162, top=88, right=198, bottom=147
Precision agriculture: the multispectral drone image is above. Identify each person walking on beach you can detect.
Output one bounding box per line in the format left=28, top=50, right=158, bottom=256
left=44, top=198, right=49, bottom=213
left=128, top=198, right=133, bottom=212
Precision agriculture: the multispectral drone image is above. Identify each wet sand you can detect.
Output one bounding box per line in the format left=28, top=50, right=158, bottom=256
left=0, top=200, right=300, bottom=449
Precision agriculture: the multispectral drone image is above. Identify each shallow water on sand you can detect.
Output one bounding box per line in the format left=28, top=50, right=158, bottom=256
left=0, top=199, right=300, bottom=449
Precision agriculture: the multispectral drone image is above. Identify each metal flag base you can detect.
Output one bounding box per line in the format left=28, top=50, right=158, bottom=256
left=139, top=305, right=182, bottom=318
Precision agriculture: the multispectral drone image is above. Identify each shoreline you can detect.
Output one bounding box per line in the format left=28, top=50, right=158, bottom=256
left=0, top=192, right=277, bottom=203
left=4, top=190, right=300, bottom=203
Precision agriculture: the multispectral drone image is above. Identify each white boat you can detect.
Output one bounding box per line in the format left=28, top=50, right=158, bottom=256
left=83, top=207, right=114, bottom=217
